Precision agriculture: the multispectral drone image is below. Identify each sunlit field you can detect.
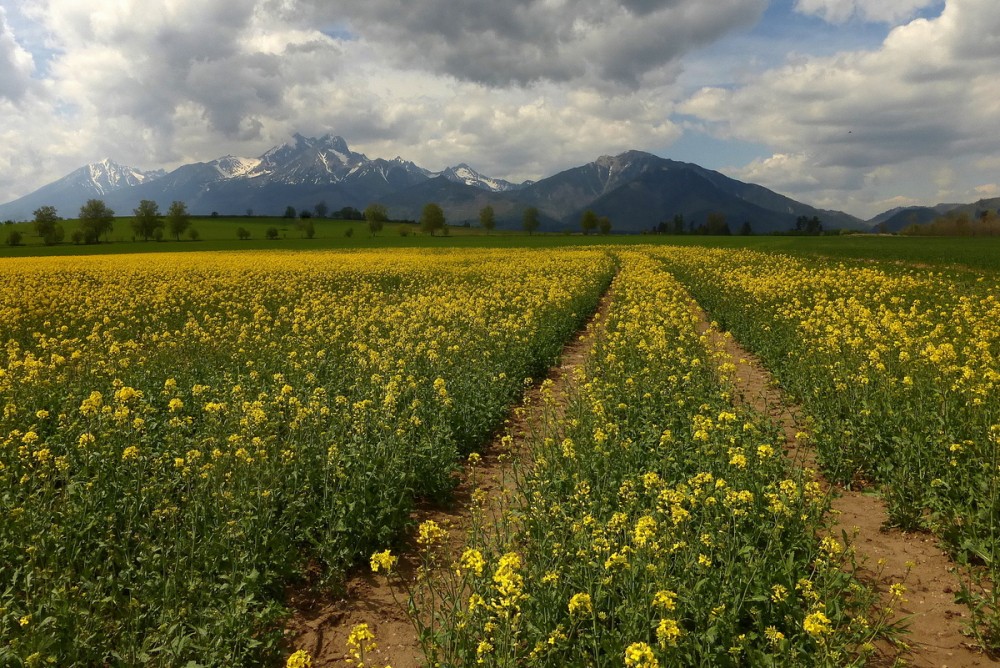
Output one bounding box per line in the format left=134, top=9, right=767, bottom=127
left=3, top=239, right=1000, bottom=665
left=657, top=246, right=1000, bottom=646
left=0, top=248, right=612, bottom=665
left=410, top=252, right=887, bottom=666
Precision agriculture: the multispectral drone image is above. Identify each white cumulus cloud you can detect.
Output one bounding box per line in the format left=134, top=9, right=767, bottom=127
left=0, top=7, right=34, bottom=102
left=681, top=0, right=1000, bottom=216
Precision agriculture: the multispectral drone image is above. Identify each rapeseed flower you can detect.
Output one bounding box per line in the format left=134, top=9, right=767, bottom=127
left=459, top=548, right=485, bottom=577
left=803, top=611, right=832, bottom=636
left=286, top=649, right=312, bottom=668
left=568, top=592, right=592, bottom=616
left=656, top=618, right=682, bottom=647
left=370, top=550, right=397, bottom=573
left=416, top=520, right=447, bottom=548
left=624, top=642, right=659, bottom=668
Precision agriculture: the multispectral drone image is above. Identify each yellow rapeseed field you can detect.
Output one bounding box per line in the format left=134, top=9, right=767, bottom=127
left=7, top=243, right=996, bottom=665
left=657, top=246, right=1000, bottom=648
left=388, top=252, right=888, bottom=666
left=0, top=248, right=613, bottom=666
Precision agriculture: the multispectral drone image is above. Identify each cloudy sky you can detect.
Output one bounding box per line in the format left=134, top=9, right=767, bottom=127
left=0, top=0, right=996, bottom=219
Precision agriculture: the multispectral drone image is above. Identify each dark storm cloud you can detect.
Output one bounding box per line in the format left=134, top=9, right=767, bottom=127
left=42, top=0, right=347, bottom=148
left=619, top=0, right=687, bottom=15
left=320, top=0, right=768, bottom=88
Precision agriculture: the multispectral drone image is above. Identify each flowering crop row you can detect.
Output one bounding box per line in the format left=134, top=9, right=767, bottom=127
left=0, top=248, right=613, bottom=666
left=407, top=253, right=886, bottom=666
left=654, top=246, right=1000, bottom=644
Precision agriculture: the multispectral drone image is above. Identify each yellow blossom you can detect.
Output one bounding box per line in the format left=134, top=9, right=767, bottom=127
left=624, top=642, right=659, bottom=668
left=459, top=548, right=485, bottom=577
left=804, top=611, right=832, bottom=636
left=286, top=649, right=312, bottom=668
left=656, top=618, right=682, bottom=647
left=416, top=519, right=447, bottom=548
left=568, top=592, right=592, bottom=616
left=370, top=550, right=397, bottom=573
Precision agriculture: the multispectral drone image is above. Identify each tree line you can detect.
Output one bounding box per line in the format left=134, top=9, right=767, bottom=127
left=645, top=212, right=828, bottom=236
left=900, top=209, right=1000, bottom=236
left=6, top=198, right=620, bottom=246
left=647, top=213, right=747, bottom=236
left=6, top=199, right=196, bottom=247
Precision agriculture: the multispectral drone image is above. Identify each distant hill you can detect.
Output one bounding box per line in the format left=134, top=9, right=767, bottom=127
left=872, top=207, right=944, bottom=233
left=945, top=197, right=1000, bottom=219
left=0, top=135, right=866, bottom=233
left=869, top=199, right=1000, bottom=233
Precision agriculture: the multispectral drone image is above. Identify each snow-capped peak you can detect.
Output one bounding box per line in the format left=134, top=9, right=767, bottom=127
left=213, top=155, right=261, bottom=178
left=81, top=159, right=163, bottom=195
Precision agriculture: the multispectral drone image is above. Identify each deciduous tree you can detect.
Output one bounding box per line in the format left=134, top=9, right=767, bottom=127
left=79, top=199, right=115, bottom=244
left=522, top=207, right=539, bottom=235
left=33, top=205, right=63, bottom=245
left=581, top=209, right=598, bottom=235
left=166, top=201, right=191, bottom=241
left=672, top=213, right=685, bottom=235
left=705, top=212, right=730, bottom=236
left=131, top=200, right=162, bottom=241
left=479, top=205, right=496, bottom=234
left=420, top=203, right=446, bottom=236
left=794, top=215, right=822, bottom=235
left=364, top=203, right=389, bottom=237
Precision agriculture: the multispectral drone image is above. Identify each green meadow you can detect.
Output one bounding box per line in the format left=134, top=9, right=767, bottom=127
left=3, top=215, right=1000, bottom=272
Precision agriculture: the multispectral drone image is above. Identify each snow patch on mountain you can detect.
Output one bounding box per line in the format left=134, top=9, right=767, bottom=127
left=213, top=156, right=261, bottom=178
left=438, top=163, right=528, bottom=192
left=83, top=159, right=164, bottom=195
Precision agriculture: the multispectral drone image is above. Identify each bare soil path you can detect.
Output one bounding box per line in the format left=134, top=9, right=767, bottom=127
left=283, top=287, right=616, bottom=667
left=693, top=308, right=997, bottom=667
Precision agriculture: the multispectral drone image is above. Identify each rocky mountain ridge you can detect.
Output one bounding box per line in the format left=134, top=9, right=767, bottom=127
left=1, top=134, right=868, bottom=233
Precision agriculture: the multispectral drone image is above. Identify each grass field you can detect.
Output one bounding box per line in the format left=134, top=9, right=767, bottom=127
left=4, top=217, right=1000, bottom=271
left=0, top=215, right=532, bottom=257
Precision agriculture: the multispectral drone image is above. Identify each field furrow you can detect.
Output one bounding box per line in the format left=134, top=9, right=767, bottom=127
left=400, top=252, right=888, bottom=666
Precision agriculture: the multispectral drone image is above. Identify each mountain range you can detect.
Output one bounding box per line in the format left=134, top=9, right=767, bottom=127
left=0, top=133, right=878, bottom=233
